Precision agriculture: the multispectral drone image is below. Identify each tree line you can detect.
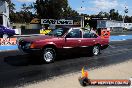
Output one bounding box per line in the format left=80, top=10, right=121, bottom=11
left=3, top=0, right=132, bottom=23
left=81, top=9, right=132, bottom=23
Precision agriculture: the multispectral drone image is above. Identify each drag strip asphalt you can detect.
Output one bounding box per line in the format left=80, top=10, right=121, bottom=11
left=0, top=40, right=132, bottom=88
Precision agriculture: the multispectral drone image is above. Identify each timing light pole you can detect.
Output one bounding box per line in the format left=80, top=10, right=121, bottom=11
left=123, top=2, right=128, bottom=31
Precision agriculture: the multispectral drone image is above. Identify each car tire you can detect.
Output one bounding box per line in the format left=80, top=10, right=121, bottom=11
left=91, top=45, right=100, bottom=56
left=3, top=34, right=9, bottom=38
left=42, top=48, right=56, bottom=63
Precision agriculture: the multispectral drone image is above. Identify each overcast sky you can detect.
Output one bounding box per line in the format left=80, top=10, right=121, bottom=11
left=12, top=0, right=132, bottom=16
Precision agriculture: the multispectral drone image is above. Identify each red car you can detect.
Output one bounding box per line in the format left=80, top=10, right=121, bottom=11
left=18, top=27, right=109, bottom=63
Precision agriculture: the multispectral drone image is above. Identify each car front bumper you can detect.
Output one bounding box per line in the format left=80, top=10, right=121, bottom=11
left=18, top=45, right=41, bottom=53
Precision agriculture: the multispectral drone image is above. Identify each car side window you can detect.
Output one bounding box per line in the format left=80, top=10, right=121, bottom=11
left=83, top=31, right=98, bottom=38
left=83, top=31, right=91, bottom=38
left=90, top=33, right=98, bottom=38
left=66, top=29, right=82, bottom=38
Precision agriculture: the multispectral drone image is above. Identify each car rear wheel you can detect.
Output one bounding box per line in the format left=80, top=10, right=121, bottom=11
left=3, top=34, right=9, bottom=38
left=42, top=48, right=56, bottom=63
left=91, top=45, right=100, bottom=56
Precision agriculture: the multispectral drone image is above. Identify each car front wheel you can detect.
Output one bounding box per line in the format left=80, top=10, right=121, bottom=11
left=92, top=45, right=100, bottom=56
left=42, top=48, right=56, bottom=63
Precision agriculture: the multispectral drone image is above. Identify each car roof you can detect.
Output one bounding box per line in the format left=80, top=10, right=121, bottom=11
left=56, top=27, right=96, bottom=33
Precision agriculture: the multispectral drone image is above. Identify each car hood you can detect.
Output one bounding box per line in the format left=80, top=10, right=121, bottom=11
left=20, top=35, right=56, bottom=42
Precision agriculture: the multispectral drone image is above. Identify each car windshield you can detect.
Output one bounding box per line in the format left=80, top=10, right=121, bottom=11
left=47, top=28, right=69, bottom=37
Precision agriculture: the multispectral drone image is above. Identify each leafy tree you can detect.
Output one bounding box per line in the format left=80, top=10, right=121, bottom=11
left=109, top=9, right=119, bottom=20
left=117, top=15, right=123, bottom=21
left=19, top=3, right=34, bottom=23
left=97, top=11, right=109, bottom=18
left=2, top=0, right=16, bottom=23
left=97, top=11, right=105, bottom=17
left=10, top=3, right=34, bottom=23
left=21, top=3, right=33, bottom=12
left=63, top=6, right=79, bottom=19
left=21, top=3, right=26, bottom=11
left=8, top=2, right=15, bottom=14
left=1, top=0, right=15, bottom=14
left=125, top=16, right=132, bottom=23
left=34, top=0, right=78, bottom=19
left=1, top=0, right=10, bottom=2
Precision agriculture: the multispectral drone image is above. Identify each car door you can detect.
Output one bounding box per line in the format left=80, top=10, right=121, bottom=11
left=81, top=30, right=98, bottom=47
left=63, top=28, right=82, bottom=49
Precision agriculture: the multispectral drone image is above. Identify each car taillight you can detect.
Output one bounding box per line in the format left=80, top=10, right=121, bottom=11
left=30, top=43, right=35, bottom=48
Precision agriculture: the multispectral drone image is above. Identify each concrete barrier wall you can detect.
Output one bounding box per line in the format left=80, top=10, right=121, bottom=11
left=11, top=23, right=42, bottom=30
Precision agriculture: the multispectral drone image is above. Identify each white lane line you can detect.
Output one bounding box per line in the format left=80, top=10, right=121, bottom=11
left=0, top=49, right=18, bottom=52
left=119, top=35, right=127, bottom=36
left=109, top=45, right=116, bottom=48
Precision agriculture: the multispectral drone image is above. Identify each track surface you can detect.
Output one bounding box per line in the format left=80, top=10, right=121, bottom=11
left=0, top=40, right=132, bottom=88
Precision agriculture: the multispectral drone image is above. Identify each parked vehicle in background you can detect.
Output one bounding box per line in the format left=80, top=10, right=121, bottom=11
left=128, top=27, right=132, bottom=31
left=0, top=25, right=15, bottom=38
left=18, top=27, right=109, bottom=63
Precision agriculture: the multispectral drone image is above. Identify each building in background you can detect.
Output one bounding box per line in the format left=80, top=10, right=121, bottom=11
left=0, top=1, right=10, bottom=27
left=123, top=23, right=132, bottom=30
left=84, top=16, right=132, bottom=32
left=97, top=20, right=132, bottom=31
left=97, top=20, right=123, bottom=32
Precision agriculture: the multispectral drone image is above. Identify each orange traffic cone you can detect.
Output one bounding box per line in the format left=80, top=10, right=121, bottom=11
left=81, top=67, right=88, bottom=78
left=79, top=67, right=90, bottom=86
